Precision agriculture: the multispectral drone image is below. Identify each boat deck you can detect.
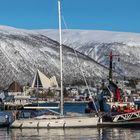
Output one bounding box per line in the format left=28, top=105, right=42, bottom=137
left=10, top=116, right=99, bottom=129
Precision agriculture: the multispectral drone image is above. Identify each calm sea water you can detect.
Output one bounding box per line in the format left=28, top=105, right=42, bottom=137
left=1, top=103, right=140, bottom=140
left=1, top=127, right=140, bottom=140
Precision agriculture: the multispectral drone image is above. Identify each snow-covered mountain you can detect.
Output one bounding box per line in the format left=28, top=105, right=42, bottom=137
left=36, top=29, right=140, bottom=78
left=0, top=26, right=109, bottom=89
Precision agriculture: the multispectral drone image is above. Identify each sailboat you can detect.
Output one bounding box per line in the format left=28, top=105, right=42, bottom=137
left=10, top=0, right=99, bottom=128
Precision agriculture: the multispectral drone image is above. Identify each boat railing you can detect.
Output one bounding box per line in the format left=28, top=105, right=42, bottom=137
left=112, top=110, right=140, bottom=122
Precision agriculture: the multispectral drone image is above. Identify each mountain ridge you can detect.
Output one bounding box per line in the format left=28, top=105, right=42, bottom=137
left=36, top=29, right=140, bottom=79
left=0, top=25, right=110, bottom=89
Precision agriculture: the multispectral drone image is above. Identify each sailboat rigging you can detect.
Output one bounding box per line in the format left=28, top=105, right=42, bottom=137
left=60, top=6, right=98, bottom=115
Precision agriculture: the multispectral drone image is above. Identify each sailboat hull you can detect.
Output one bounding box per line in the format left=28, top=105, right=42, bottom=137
left=11, top=116, right=99, bottom=128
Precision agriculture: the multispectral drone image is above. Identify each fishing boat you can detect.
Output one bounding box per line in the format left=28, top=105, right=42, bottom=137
left=98, top=97, right=140, bottom=127
left=10, top=0, right=99, bottom=129
left=97, top=51, right=140, bottom=127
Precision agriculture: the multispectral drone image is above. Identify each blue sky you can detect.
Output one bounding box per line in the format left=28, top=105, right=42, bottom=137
left=0, top=0, right=140, bottom=33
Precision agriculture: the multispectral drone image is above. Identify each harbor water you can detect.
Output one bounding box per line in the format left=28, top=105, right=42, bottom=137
left=1, top=127, right=140, bottom=140
left=1, top=103, right=140, bottom=139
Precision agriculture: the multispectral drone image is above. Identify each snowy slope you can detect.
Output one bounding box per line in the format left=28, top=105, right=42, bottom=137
left=36, top=29, right=140, bottom=78
left=1, top=25, right=140, bottom=88
left=0, top=26, right=109, bottom=88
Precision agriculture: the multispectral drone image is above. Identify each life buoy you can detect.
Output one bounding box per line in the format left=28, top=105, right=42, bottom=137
left=131, top=105, right=135, bottom=110
left=111, top=105, right=117, bottom=112
left=112, top=105, right=117, bottom=109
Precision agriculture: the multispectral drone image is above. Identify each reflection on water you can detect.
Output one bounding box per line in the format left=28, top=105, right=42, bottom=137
left=1, top=127, right=140, bottom=140
left=10, top=128, right=99, bottom=140
left=101, top=128, right=140, bottom=140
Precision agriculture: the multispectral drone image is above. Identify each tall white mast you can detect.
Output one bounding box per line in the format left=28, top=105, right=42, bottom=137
left=58, top=0, right=63, bottom=116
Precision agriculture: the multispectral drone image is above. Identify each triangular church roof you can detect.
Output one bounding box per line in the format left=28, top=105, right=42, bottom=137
left=31, top=70, right=58, bottom=89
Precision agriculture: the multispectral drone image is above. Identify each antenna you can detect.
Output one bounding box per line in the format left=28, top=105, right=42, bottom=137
left=106, top=51, right=119, bottom=83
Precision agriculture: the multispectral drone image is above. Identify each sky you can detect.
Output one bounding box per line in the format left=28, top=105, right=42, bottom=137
left=0, top=0, right=140, bottom=33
